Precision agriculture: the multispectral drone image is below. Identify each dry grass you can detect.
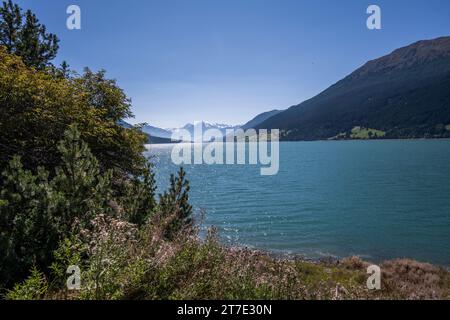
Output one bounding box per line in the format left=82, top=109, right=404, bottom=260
left=10, top=214, right=449, bottom=300
left=381, top=259, right=450, bottom=299
left=113, top=223, right=450, bottom=300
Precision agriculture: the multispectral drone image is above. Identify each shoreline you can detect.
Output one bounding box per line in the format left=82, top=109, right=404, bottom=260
left=222, top=242, right=450, bottom=272
left=148, top=137, right=450, bottom=146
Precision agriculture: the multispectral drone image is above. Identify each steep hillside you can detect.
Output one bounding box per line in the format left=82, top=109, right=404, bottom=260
left=256, top=37, right=450, bottom=140
left=242, top=109, right=283, bottom=130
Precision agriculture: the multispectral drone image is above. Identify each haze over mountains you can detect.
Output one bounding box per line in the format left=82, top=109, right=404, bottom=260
left=130, top=36, right=450, bottom=143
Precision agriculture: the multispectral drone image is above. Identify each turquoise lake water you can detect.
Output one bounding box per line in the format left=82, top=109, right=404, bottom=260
left=146, top=140, right=450, bottom=266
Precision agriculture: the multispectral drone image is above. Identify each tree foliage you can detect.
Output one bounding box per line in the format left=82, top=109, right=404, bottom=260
left=119, top=161, right=157, bottom=227
left=0, top=47, right=147, bottom=180
left=0, top=0, right=59, bottom=69
left=5, top=267, right=48, bottom=300
left=159, top=167, right=193, bottom=240
left=0, top=126, right=157, bottom=288
left=0, top=2, right=195, bottom=295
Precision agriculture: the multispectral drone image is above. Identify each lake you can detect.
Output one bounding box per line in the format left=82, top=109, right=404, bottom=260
left=146, top=140, right=450, bottom=266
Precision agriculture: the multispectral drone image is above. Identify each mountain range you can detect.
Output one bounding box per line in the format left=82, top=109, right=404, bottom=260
left=169, top=122, right=241, bottom=142
left=124, top=117, right=272, bottom=143
left=120, top=121, right=241, bottom=143
left=125, top=36, right=450, bottom=143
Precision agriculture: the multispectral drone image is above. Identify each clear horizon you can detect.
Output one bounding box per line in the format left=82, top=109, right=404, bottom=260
left=16, top=0, right=450, bottom=128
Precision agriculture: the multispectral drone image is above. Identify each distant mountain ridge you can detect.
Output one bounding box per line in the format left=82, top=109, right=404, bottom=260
left=256, top=36, right=450, bottom=140
left=170, top=121, right=241, bottom=142
left=141, top=125, right=172, bottom=139
left=119, top=120, right=242, bottom=143
left=118, top=121, right=178, bottom=144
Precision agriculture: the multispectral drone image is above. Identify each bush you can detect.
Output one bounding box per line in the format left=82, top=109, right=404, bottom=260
left=78, top=214, right=140, bottom=300
left=0, top=126, right=154, bottom=289
left=5, top=267, right=48, bottom=300
left=381, top=259, right=449, bottom=299
left=158, top=167, right=193, bottom=240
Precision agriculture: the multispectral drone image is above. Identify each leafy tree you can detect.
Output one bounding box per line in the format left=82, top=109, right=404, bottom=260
left=76, top=68, right=133, bottom=122
left=159, top=167, right=193, bottom=240
left=0, top=47, right=147, bottom=181
left=72, top=68, right=147, bottom=178
left=0, top=0, right=59, bottom=69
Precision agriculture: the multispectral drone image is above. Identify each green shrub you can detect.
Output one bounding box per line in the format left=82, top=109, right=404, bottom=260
left=118, top=162, right=157, bottom=227
left=158, top=167, right=193, bottom=240
left=49, top=236, right=86, bottom=292
left=0, top=126, right=155, bottom=289
left=5, top=267, right=48, bottom=300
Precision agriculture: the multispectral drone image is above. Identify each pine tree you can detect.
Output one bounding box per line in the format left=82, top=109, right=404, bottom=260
left=59, top=61, right=71, bottom=78
left=0, top=0, right=59, bottom=69
left=0, top=0, right=21, bottom=49
left=49, top=60, right=72, bottom=79
left=0, top=156, right=59, bottom=288
left=52, top=125, right=114, bottom=228
left=159, top=167, right=193, bottom=239
left=121, top=161, right=157, bottom=227
left=0, top=125, right=114, bottom=287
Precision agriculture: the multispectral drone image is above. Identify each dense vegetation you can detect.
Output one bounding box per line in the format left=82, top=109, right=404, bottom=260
left=0, top=1, right=449, bottom=300
left=256, top=37, right=450, bottom=140
left=0, top=0, right=189, bottom=293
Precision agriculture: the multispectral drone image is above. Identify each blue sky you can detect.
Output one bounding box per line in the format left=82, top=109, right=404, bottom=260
left=16, top=0, right=450, bottom=128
